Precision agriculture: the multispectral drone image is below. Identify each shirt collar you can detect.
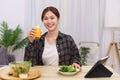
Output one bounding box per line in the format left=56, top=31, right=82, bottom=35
left=41, top=31, right=64, bottom=40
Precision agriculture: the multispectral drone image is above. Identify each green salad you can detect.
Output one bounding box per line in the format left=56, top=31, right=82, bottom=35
left=59, top=65, right=76, bottom=72
left=9, top=61, right=31, bottom=77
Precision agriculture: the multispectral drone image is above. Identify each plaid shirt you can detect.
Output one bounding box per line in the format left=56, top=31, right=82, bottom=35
left=24, top=31, right=81, bottom=66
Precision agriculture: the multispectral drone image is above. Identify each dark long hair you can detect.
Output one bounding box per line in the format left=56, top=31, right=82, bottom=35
left=41, top=6, right=60, bottom=21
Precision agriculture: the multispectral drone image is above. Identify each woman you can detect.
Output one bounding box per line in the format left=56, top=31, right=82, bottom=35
left=24, top=6, right=81, bottom=69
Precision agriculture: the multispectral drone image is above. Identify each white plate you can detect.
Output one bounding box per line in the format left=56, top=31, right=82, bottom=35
left=58, top=68, right=79, bottom=76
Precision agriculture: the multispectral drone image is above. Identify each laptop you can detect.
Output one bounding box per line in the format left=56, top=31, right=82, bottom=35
left=84, top=56, right=113, bottom=78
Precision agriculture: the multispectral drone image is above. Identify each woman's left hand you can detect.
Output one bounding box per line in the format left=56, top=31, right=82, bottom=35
left=72, top=63, right=81, bottom=71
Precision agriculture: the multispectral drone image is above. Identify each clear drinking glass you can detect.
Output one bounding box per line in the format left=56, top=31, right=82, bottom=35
left=35, top=26, right=42, bottom=39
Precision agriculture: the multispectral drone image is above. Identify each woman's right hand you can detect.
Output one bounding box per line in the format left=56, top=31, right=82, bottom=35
left=28, top=28, right=36, bottom=43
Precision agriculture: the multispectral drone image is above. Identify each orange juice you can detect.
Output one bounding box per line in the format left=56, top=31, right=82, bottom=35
left=35, top=26, right=42, bottom=39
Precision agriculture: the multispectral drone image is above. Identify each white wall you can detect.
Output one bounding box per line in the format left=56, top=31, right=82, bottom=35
left=0, top=0, right=25, bottom=61
left=0, top=0, right=25, bottom=30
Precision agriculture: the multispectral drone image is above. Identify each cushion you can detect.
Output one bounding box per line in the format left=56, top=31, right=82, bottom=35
left=0, top=47, right=9, bottom=65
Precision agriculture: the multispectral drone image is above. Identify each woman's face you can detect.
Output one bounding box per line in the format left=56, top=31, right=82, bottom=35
left=43, top=11, right=59, bottom=32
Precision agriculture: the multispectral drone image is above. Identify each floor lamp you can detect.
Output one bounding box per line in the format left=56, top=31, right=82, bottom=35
left=104, top=0, right=120, bottom=68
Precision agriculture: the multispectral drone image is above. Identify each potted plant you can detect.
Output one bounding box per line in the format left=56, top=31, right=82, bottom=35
left=79, top=47, right=90, bottom=65
left=0, top=21, right=28, bottom=63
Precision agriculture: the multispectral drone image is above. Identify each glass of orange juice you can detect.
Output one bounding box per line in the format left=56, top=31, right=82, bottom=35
left=35, top=26, right=42, bottom=39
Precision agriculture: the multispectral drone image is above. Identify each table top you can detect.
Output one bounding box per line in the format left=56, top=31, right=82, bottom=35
left=0, top=66, right=120, bottom=80
left=34, top=66, right=120, bottom=80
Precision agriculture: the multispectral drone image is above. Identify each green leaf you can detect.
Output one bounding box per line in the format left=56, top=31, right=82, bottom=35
left=12, top=37, right=29, bottom=52
left=0, top=21, right=28, bottom=53
left=8, top=25, right=22, bottom=46
left=79, top=47, right=90, bottom=65
left=59, top=65, right=76, bottom=72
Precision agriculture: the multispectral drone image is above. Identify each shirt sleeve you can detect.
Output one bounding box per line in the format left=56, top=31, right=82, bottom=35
left=70, top=36, right=82, bottom=66
left=24, top=40, right=39, bottom=66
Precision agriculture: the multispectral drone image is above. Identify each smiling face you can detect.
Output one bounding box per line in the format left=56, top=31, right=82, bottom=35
left=43, top=11, right=59, bottom=32
left=41, top=7, right=60, bottom=32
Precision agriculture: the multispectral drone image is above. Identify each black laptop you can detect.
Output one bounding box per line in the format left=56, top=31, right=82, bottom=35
left=85, top=56, right=113, bottom=78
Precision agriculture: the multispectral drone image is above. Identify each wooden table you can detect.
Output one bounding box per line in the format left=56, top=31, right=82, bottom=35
left=0, top=66, right=120, bottom=80
left=34, top=66, right=120, bottom=80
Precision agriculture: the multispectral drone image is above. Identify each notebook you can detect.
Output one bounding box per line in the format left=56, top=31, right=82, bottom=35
left=84, top=56, right=113, bottom=78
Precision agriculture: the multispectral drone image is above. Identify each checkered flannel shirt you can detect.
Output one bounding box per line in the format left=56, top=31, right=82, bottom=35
left=24, top=31, right=81, bottom=66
